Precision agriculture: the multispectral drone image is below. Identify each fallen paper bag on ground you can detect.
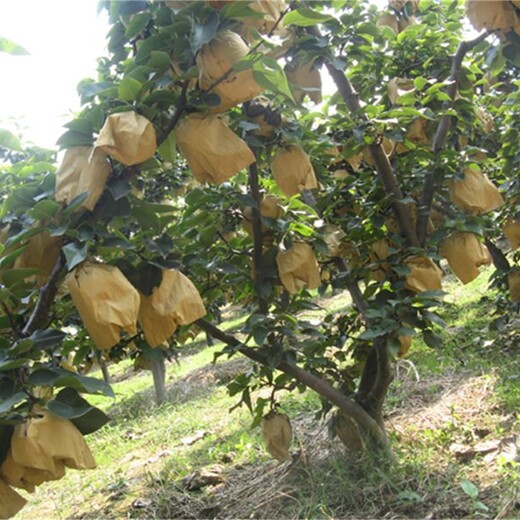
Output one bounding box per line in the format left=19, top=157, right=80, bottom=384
left=14, top=230, right=61, bottom=286
left=94, top=112, right=156, bottom=166
left=175, top=113, right=255, bottom=184
left=66, top=262, right=140, bottom=350
left=139, top=269, right=207, bottom=348
left=243, top=195, right=284, bottom=236
left=55, top=146, right=111, bottom=211
left=466, top=0, right=518, bottom=31
left=271, top=145, right=318, bottom=197
left=509, top=270, right=520, bottom=302
left=405, top=256, right=443, bottom=293
left=286, top=58, right=322, bottom=104
left=197, top=30, right=263, bottom=111
left=441, top=233, right=491, bottom=284
left=276, top=242, right=320, bottom=294
left=503, top=219, right=520, bottom=250
left=449, top=167, right=504, bottom=215
left=0, top=478, right=26, bottom=519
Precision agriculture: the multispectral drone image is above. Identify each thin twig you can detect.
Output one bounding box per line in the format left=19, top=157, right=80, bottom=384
left=157, top=79, right=190, bottom=146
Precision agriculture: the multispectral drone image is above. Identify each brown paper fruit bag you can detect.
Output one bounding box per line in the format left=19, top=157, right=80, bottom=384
left=236, top=0, right=287, bottom=38
left=449, top=167, right=504, bottom=215
left=0, top=478, right=26, bottom=519
left=286, top=59, right=322, bottom=104
left=271, top=145, right=318, bottom=197
left=376, top=13, right=399, bottom=34
left=398, top=335, right=412, bottom=357
left=14, top=230, right=61, bottom=286
left=509, top=270, right=520, bottom=302
left=276, top=242, right=320, bottom=294
left=175, top=113, right=255, bottom=185
left=66, top=262, right=140, bottom=350
left=139, top=269, right=206, bottom=348
left=55, top=146, right=111, bottom=211
left=243, top=195, right=284, bottom=236
left=440, top=233, right=491, bottom=284
left=405, top=256, right=443, bottom=293
left=0, top=451, right=37, bottom=492
left=387, top=77, right=414, bottom=105
left=196, top=30, right=263, bottom=111
left=466, top=0, right=518, bottom=31
left=11, top=409, right=96, bottom=474
left=94, top=112, right=157, bottom=166
left=335, top=413, right=364, bottom=451
left=261, top=411, right=292, bottom=462
left=503, top=219, right=520, bottom=250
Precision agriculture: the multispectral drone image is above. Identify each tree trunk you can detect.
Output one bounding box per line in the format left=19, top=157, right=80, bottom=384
left=151, top=356, right=167, bottom=405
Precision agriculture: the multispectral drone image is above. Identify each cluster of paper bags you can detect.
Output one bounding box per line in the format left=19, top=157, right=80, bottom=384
left=0, top=408, right=96, bottom=518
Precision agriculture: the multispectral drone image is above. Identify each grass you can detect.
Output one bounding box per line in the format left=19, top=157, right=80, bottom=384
left=15, top=267, right=520, bottom=519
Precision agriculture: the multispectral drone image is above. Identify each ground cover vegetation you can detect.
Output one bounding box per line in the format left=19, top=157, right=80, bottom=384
left=0, top=0, right=519, bottom=517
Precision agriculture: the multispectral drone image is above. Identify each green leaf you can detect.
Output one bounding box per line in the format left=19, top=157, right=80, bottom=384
left=189, top=11, right=219, bottom=53
left=27, top=200, right=61, bottom=220
left=63, top=242, right=88, bottom=271
left=1, top=268, right=41, bottom=287
left=57, top=129, right=94, bottom=149
left=423, top=330, right=442, bottom=349
left=460, top=479, right=479, bottom=500
left=0, top=36, right=29, bottom=55
left=0, top=359, right=29, bottom=371
left=0, top=392, right=26, bottom=413
left=29, top=329, right=66, bottom=350
left=0, top=425, right=13, bottom=466
left=0, top=129, right=22, bottom=151
left=253, top=58, right=294, bottom=101
left=284, top=8, right=334, bottom=27
left=118, top=76, right=143, bottom=101
left=124, top=12, right=152, bottom=39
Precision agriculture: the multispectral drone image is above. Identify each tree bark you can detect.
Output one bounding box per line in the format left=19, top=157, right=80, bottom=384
left=151, top=357, right=167, bottom=405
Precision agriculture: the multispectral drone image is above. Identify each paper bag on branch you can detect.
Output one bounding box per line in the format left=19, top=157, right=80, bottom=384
left=261, top=411, right=292, bottom=462
left=398, top=335, right=412, bottom=357
left=276, top=242, right=320, bottom=294
left=175, top=113, right=255, bottom=184
left=243, top=195, right=284, bottom=236
left=363, top=137, right=395, bottom=165
left=14, top=230, right=61, bottom=286
left=387, top=77, right=414, bottom=105
left=10, top=409, right=95, bottom=476
left=449, top=167, right=504, bottom=215
left=376, top=13, right=399, bottom=34
left=55, top=146, right=111, bottom=211
left=475, top=106, right=494, bottom=133
left=94, top=112, right=157, bottom=166
left=139, top=269, right=206, bottom=348
left=405, top=256, right=443, bottom=293
left=466, top=0, right=518, bottom=31
left=440, top=233, right=491, bottom=284
left=66, top=262, right=140, bottom=350
left=196, top=30, right=263, bottom=111
left=236, top=0, right=287, bottom=38
left=503, top=219, right=520, bottom=250
left=286, top=59, right=322, bottom=104
left=0, top=478, right=26, bottom=519
left=509, top=270, right=520, bottom=302
left=271, top=145, right=318, bottom=197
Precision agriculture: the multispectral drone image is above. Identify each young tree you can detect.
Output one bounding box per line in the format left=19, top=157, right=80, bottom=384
left=1, top=0, right=519, bottom=515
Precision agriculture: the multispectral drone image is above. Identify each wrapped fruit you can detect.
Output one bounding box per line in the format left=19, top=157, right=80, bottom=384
left=398, top=335, right=412, bottom=357
left=404, top=256, right=443, bottom=293
left=285, top=59, right=322, bottom=104
left=175, top=113, right=255, bottom=185
left=363, top=137, right=395, bottom=165
left=236, top=0, right=287, bottom=38
left=503, top=219, right=520, bottom=250
left=509, top=270, right=520, bottom=301
left=271, top=145, right=318, bottom=197
left=243, top=195, right=284, bottom=236
left=449, top=167, right=504, bottom=215
left=335, top=412, right=364, bottom=451
left=196, top=30, right=264, bottom=111
left=55, top=146, right=111, bottom=211
left=244, top=96, right=283, bottom=138
left=0, top=478, right=26, bottom=519
left=261, top=411, right=292, bottom=462
left=475, top=106, right=494, bottom=133
left=440, top=233, right=491, bottom=284
left=133, top=353, right=152, bottom=371
left=94, top=112, right=157, bottom=166
left=14, top=230, right=61, bottom=286
left=387, top=77, right=414, bottom=105
left=376, top=12, right=399, bottom=34
left=276, top=242, right=320, bottom=294
left=66, top=262, right=140, bottom=350
left=466, top=0, right=518, bottom=31
left=138, top=269, right=206, bottom=348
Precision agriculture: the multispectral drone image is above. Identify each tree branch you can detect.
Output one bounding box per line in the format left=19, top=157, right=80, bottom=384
left=22, top=254, right=66, bottom=336
left=196, top=318, right=392, bottom=455
left=416, top=30, right=491, bottom=245
left=484, top=238, right=511, bottom=272
left=157, top=79, right=190, bottom=147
